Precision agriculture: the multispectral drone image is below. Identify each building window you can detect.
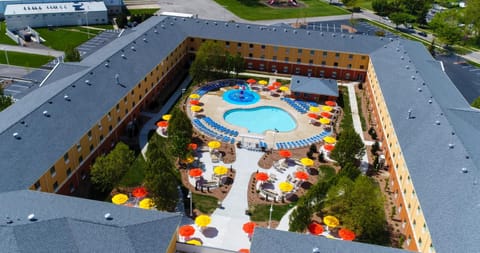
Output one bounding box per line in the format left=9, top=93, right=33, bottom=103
left=67, top=168, right=72, bottom=176
left=53, top=181, right=58, bottom=191
left=360, top=65, right=365, bottom=69
left=361, top=55, right=366, bottom=59
left=348, top=54, right=353, bottom=59
left=332, top=71, right=337, bottom=78
left=248, top=53, right=253, bottom=58
left=64, top=153, right=69, bottom=163
left=237, top=42, right=242, bottom=47
left=77, top=143, right=81, bottom=152
left=347, top=64, right=352, bottom=69
left=90, top=144, right=94, bottom=152
left=418, top=238, right=423, bottom=248
left=319, top=70, right=325, bottom=77
left=283, top=66, right=288, bottom=73
left=259, top=64, right=265, bottom=71
left=321, top=61, right=326, bottom=66
left=34, top=181, right=41, bottom=190
left=408, top=203, right=411, bottom=211
left=413, top=219, right=416, bottom=228
left=322, top=51, right=328, bottom=57
left=309, top=59, right=313, bottom=65
left=423, top=223, right=427, bottom=233
left=271, top=65, right=277, bottom=72
left=295, top=67, right=300, bottom=74
left=272, top=56, right=277, bottom=61
left=109, top=125, right=113, bottom=132
left=98, top=123, right=102, bottom=130
left=81, top=170, right=87, bottom=180
left=247, top=62, right=253, bottom=69
left=285, top=48, right=290, bottom=54
left=260, top=55, right=265, bottom=59
left=78, top=156, right=83, bottom=164
left=273, top=46, right=278, bottom=52
left=406, top=236, right=411, bottom=246
left=261, top=45, right=265, bottom=49
left=249, top=44, right=254, bottom=48
left=297, top=58, right=301, bottom=63
left=402, top=220, right=406, bottom=229
left=333, top=62, right=338, bottom=67
left=50, top=166, right=56, bottom=177
left=297, top=48, right=302, bottom=54
left=69, top=183, right=75, bottom=193
left=284, top=57, right=289, bottom=62
left=100, top=135, right=104, bottom=141
left=335, top=52, right=340, bottom=58
left=116, top=104, right=120, bottom=112
left=88, top=130, right=92, bottom=140
left=225, top=41, right=230, bottom=46
left=310, top=50, right=315, bottom=56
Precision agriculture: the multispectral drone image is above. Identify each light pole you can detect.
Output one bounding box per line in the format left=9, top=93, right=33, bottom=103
left=85, top=11, right=90, bottom=38
left=2, top=48, right=9, bottom=66
left=187, top=190, right=193, bottom=217
left=268, top=203, right=273, bottom=229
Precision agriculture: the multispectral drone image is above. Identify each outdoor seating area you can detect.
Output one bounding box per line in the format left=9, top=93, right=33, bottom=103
left=195, top=79, right=240, bottom=96
left=192, top=118, right=236, bottom=144
left=275, top=130, right=331, bottom=149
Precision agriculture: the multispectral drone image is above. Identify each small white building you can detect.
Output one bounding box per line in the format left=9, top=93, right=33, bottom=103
left=5, top=1, right=108, bottom=31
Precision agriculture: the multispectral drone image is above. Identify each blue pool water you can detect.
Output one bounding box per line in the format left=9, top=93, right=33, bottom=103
left=224, top=106, right=296, bottom=134
left=223, top=89, right=260, bottom=105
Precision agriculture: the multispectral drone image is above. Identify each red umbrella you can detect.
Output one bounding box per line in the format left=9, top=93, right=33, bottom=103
left=238, top=249, right=250, bottom=253
left=267, top=85, right=276, bottom=91
left=339, top=228, right=356, bottom=241
left=325, top=101, right=337, bottom=106
left=324, top=144, right=335, bottom=152
left=156, top=121, right=168, bottom=128
left=132, top=187, right=148, bottom=198
left=242, top=222, right=256, bottom=234
left=188, top=143, right=198, bottom=150
left=307, top=113, right=318, bottom=119
left=308, top=222, right=324, bottom=235
left=279, top=149, right=291, bottom=158
left=179, top=225, right=196, bottom=238
left=295, top=171, right=309, bottom=181
left=255, top=172, right=269, bottom=182
left=320, top=111, right=332, bottom=118
left=190, top=100, right=200, bottom=105
left=246, top=79, right=256, bottom=84
left=272, top=81, right=282, bottom=88
left=189, top=168, right=203, bottom=177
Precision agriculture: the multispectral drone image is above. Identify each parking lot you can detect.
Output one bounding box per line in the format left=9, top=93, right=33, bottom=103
left=306, top=19, right=397, bottom=38
left=76, top=30, right=120, bottom=59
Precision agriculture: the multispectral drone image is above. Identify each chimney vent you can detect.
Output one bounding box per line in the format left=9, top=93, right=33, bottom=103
left=13, top=132, right=20, bottom=139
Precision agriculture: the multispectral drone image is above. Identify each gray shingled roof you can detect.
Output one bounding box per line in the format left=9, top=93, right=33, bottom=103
left=0, top=190, right=182, bottom=253
left=251, top=228, right=410, bottom=253
left=370, top=40, right=480, bottom=252
left=290, top=75, right=338, bottom=96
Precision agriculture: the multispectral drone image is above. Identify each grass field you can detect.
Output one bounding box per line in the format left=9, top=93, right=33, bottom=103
left=250, top=203, right=292, bottom=222
left=214, top=0, right=348, bottom=20
left=0, top=51, right=54, bottom=68
left=192, top=193, right=219, bottom=215
left=127, top=8, right=160, bottom=16
left=36, top=27, right=93, bottom=50
left=356, top=0, right=372, bottom=10
left=0, top=22, right=18, bottom=45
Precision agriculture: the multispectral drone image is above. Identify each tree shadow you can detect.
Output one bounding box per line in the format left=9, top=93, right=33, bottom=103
left=222, top=177, right=234, bottom=185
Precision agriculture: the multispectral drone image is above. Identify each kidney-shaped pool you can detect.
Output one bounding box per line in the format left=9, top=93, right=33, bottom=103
left=223, top=106, right=296, bottom=134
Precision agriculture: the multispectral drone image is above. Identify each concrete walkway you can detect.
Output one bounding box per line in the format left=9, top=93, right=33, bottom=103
left=139, top=76, right=192, bottom=159
left=0, top=43, right=64, bottom=57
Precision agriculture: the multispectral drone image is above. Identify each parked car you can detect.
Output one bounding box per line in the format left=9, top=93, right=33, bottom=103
left=418, top=31, right=427, bottom=37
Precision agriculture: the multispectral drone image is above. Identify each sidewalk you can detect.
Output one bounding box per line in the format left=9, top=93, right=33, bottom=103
left=0, top=43, right=64, bottom=57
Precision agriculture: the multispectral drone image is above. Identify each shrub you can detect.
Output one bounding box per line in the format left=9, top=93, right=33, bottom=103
left=309, top=144, right=318, bottom=153
left=368, top=127, right=378, bottom=140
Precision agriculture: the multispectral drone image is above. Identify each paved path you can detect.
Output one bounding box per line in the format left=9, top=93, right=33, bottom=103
left=0, top=43, right=63, bottom=57
left=276, top=206, right=295, bottom=231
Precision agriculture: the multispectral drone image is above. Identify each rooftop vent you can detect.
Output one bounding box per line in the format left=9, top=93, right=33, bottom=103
left=350, top=35, right=354, bottom=39
left=13, top=132, right=20, bottom=139
left=143, top=37, right=147, bottom=42
left=341, top=34, right=345, bottom=38
left=449, top=143, right=454, bottom=149
left=121, top=54, right=126, bottom=59
left=313, top=248, right=320, bottom=253
left=154, top=29, right=158, bottom=33
left=405, top=65, right=409, bottom=69
left=320, top=32, right=324, bottom=36
left=182, top=18, right=186, bottom=21
left=64, top=95, right=70, bottom=101
left=247, top=25, right=250, bottom=29
left=428, top=99, right=432, bottom=104
left=28, top=214, right=37, bottom=221
left=293, top=30, right=297, bottom=34
left=284, top=29, right=288, bottom=32
left=225, top=23, right=228, bottom=27
left=411, top=76, right=415, bottom=80
left=85, top=79, right=91, bottom=85
left=435, top=120, right=441, bottom=125
left=105, top=62, right=109, bottom=67
left=417, top=87, right=422, bottom=92
left=273, top=28, right=276, bottom=31
left=214, top=22, right=217, bottom=25
left=104, top=213, right=113, bottom=220
left=307, top=31, right=311, bottom=35
left=236, top=24, right=239, bottom=28
left=170, top=22, right=174, bottom=26
left=161, top=24, right=165, bottom=29
left=205, top=21, right=208, bottom=25
left=131, top=46, right=135, bottom=51
left=462, top=167, right=468, bottom=173
left=43, top=111, right=50, bottom=117
left=407, top=108, right=413, bottom=119
left=401, top=56, right=404, bottom=60
left=390, top=38, right=394, bottom=41
left=6, top=219, right=13, bottom=224
left=332, top=33, right=336, bottom=37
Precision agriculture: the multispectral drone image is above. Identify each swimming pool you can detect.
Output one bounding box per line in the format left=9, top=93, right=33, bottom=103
left=224, top=106, right=296, bottom=134
left=223, top=89, right=260, bottom=105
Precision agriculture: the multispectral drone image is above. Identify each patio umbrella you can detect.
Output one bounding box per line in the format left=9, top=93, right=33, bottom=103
left=132, top=187, right=148, bottom=198
left=255, top=172, right=269, bottom=182
left=186, top=239, right=202, bottom=246
left=238, top=249, right=250, bottom=253
left=214, top=165, right=228, bottom=176
left=307, top=113, right=318, bottom=119
left=322, top=105, right=333, bottom=112
left=258, top=80, right=268, bottom=85
left=195, top=215, right=211, bottom=228
left=188, top=143, right=198, bottom=150
left=339, top=228, right=356, bottom=241
left=179, top=225, right=196, bottom=238
left=300, top=157, right=314, bottom=167
left=323, top=136, right=337, bottom=144
left=320, top=111, right=332, bottom=118
left=189, top=168, right=203, bottom=177
left=208, top=141, right=221, bottom=149
left=324, top=144, right=335, bottom=152
left=242, top=221, right=256, bottom=234
left=319, top=118, right=331, bottom=125
left=162, top=114, right=172, bottom=121
left=139, top=198, right=155, bottom=209
left=295, top=171, right=309, bottom=181
left=325, top=100, right=337, bottom=106
left=272, top=81, right=282, bottom=88
left=190, top=105, right=202, bottom=112
left=182, top=155, right=195, bottom=164
left=190, top=100, right=200, bottom=105
left=279, top=86, right=289, bottom=92
left=112, top=193, right=128, bottom=205
left=309, top=106, right=320, bottom=113
left=279, top=181, right=294, bottom=193
left=189, top=93, right=200, bottom=99
left=267, top=86, right=276, bottom=91
left=323, top=215, right=339, bottom=228
left=246, top=78, right=256, bottom=84
left=278, top=149, right=291, bottom=158
left=308, top=222, right=324, bottom=235
left=156, top=121, right=168, bottom=128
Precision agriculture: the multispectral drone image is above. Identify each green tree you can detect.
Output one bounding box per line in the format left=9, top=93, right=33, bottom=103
left=372, top=0, right=391, bottom=16
left=471, top=96, right=480, bottom=109
left=389, top=12, right=415, bottom=28
left=465, top=0, right=480, bottom=42
left=231, top=53, right=245, bottom=78
left=428, top=39, right=436, bottom=56
left=144, top=161, right=179, bottom=211
left=90, top=142, right=135, bottom=192
left=0, top=86, right=13, bottom=111
left=429, top=9, right=464, bottom=46
left=189, top=40, right=224, bottom=82
left=168, top=107, right=193, bottom=160
left=330, top=127, right=365, bottom=167
left=289, top=204, right=312, bottom=232
left=64, top=45, right=81, bottom=62
left=337, top=162, right=361, bottom=181
left=115, top=13, right=128, bottom=29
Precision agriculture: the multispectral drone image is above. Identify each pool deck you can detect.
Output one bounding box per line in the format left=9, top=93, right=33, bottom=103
left=194, top=88, right=327, bottom=148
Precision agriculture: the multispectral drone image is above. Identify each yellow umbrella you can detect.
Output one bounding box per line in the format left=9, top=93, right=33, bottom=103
left=300, top=157, right=314, bottom=167
left=323, top=136, right=337, bottom=144
left=214, top=165, right=228, bottom=176
left=112, top=193, right=128, bottom=205
left=139, top=198, right=155, bottom=209
left=208, top=141, right=221, bottom=149
left=189, top=93, right=200, bottom=99
left=182, top=155, right=195, bottom=164
left=162, top=114, right=172, bottom=121
left=186, top=239, right=202, bottom=246
left=279, top=181, right=294, bottom=193
left=190, top=105, right=202, bottom=112
left=195, top=214, right=211, bottom=227
left=323, top=215, right=340, bottom=228
left=322, top=106, right=333, bottom=112
left=258, top=80, right=268, bottom=85
left=309, top=106, right=320, bottom=113
left=319, top=118, right=331, bottom=125
left=279, top=86, right=289, bottom=92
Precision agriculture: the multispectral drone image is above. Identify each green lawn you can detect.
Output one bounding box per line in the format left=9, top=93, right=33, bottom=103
left=356, top=0, right=372, bottom=10
left=356, top=91, right=367, bottom=129
left=250, top=203, right=292, bottom=222
left=118, top=155, right=147, bottom=187
left=0, top=22, right=18, bottom=45
left=192, top=193, right=219, bottom=215
left=214, top=0, right=348, bottom=20
left=339, top=86, right=353, bottom=130
left=0, top=51, right=53, bottom=67
left=36, top=27, right=95, bottom=51
left=127, top=8, right=160, bottom=16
